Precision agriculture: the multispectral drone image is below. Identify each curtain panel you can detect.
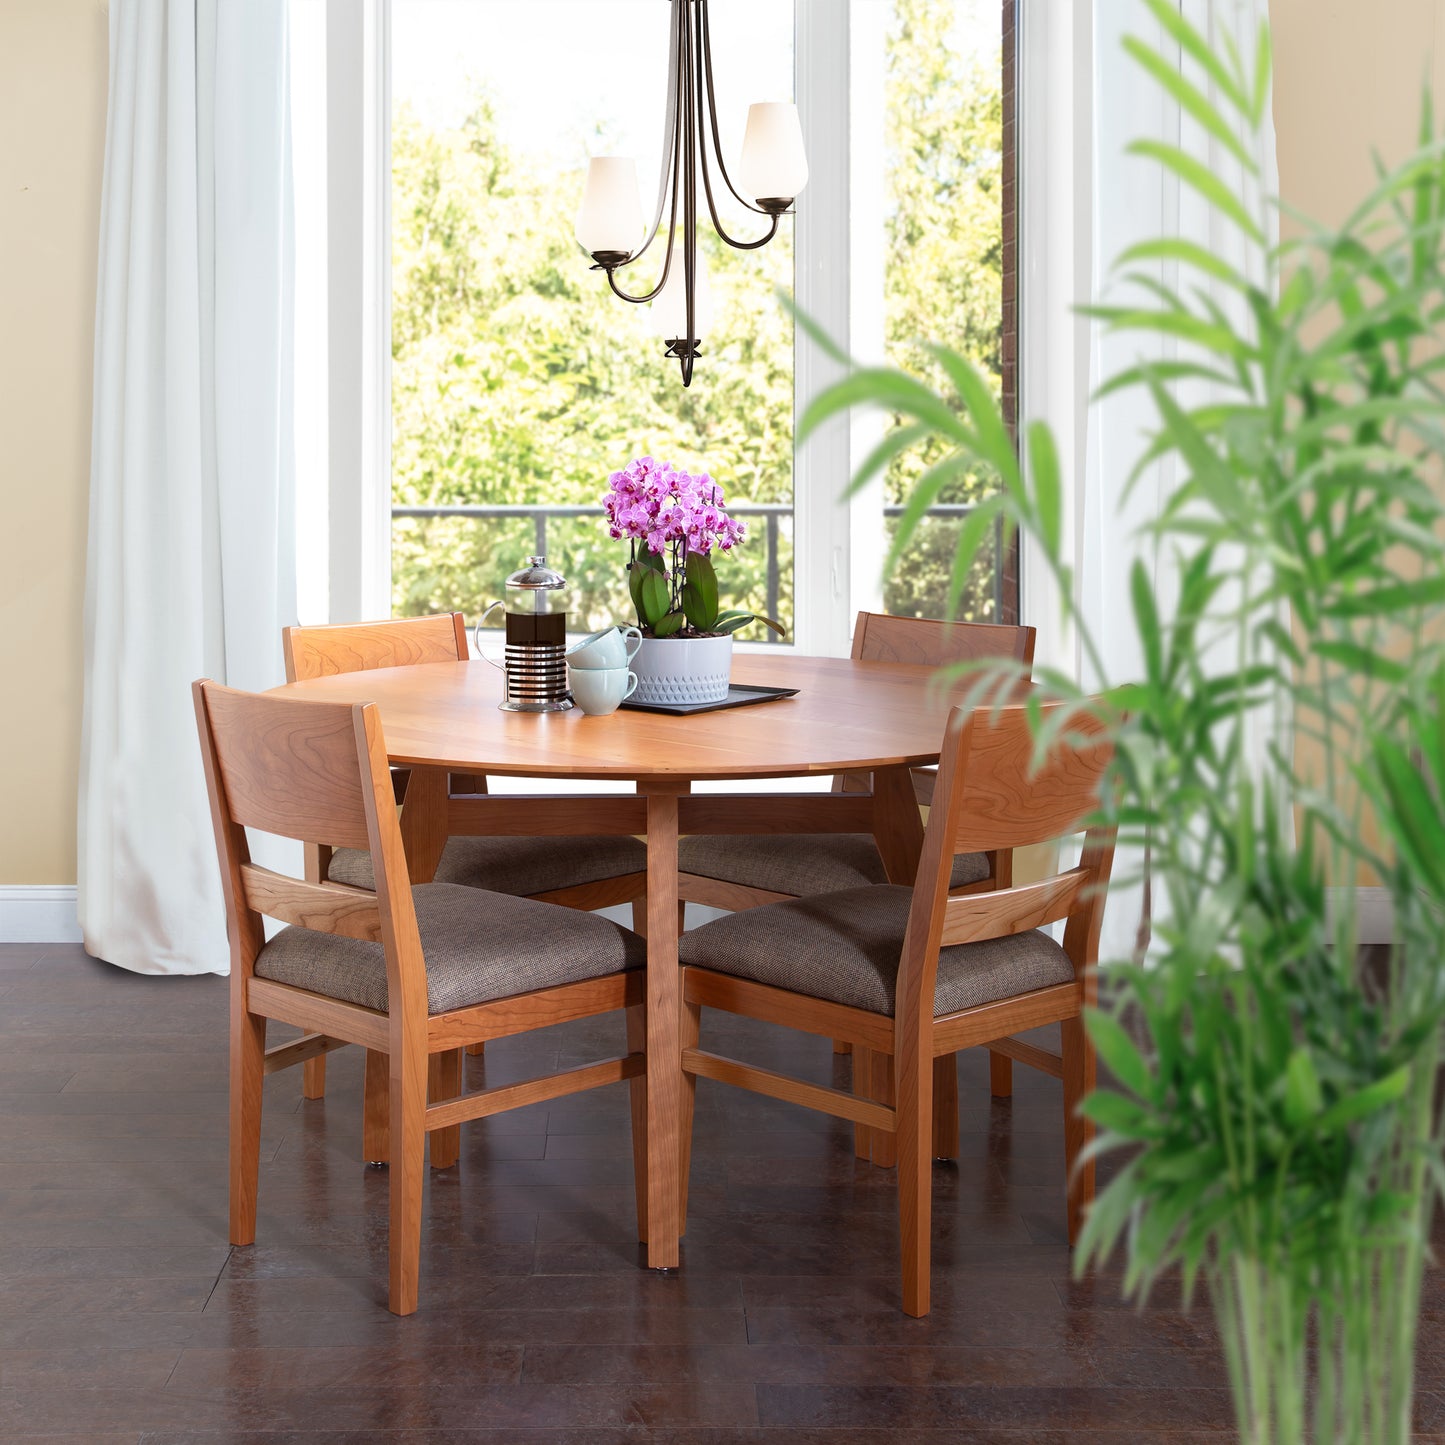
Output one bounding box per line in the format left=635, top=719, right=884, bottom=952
left=80, top=0, right=295, bottom=975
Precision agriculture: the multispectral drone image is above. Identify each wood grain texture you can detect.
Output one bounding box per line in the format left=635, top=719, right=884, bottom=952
left=938, top=868, right=1088, bottom=947
left=447, top=794, right=647, bottom=837
left=269, top=654, right=1020, bottom=780
left=642, top=782, right=686, bottom=1269
left=262, top=1033, right=348, bottom=1076
left=987, top=1035, right=1065, bottom=1080
left=195, top=679, right=655, bottom=1317
left=681, top=1049, right=896, bottom=1132
left=283, top=613, right=469, bottom=681
left=676, top=794, right=876, bottom=835
left=239, top=864, right=382, bottom=942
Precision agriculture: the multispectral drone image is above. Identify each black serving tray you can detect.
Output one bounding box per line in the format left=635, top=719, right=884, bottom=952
left=619, top=683, right=799, bottom=716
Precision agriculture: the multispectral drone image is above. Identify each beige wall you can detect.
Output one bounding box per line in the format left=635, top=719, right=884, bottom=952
left=0, top=0, right=107, bottom=885
left=0, top=4, right=1439, bottom=886
left=1272, top=0, right=1445, bottom=226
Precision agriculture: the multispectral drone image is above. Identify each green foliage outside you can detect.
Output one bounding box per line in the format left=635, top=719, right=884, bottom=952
left=389, top=0, right=1005, bottom=634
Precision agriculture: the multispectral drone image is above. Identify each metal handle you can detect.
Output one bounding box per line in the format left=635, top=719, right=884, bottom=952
left=474, top=601, right=505, bottom=670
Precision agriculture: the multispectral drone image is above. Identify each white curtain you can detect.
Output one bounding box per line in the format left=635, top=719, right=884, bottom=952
left=80, top=0, right=295, bottom=976
left=1022, top=0, right=1278, bottom=961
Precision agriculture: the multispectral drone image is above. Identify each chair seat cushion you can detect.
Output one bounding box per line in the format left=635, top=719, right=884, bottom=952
left=254, top=883, right=644, bottom=1015
left=678, top=833, right=990, bottom=896
left=677, top=885, right=1073, bottom=1017
left=326, top=834, right=647, bottom=897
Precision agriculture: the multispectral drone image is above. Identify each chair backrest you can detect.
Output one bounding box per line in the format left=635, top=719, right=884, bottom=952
left=838, top=612, right=1037, bottom=800
left=283, top=614, right=468, bottom=682
left=193, top=680, right=424, bottom=1011
left=894, top=701, right=1117, bottom=1037
left=852, top=611, right=1036, bottom=669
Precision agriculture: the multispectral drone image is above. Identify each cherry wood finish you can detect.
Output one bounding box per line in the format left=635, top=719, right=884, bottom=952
left=678, top=701, right=1115, bottom=1316
left=271, top=650, right=1009, bottom=1270
left=671, top=612, right=1037, bottom=1164
left=281, top=615, right=648, bottom=1126
left=194, top=680, right=647, bottom=1315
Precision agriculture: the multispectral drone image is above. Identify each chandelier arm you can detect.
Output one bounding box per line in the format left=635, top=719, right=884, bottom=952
left=623, top=0, right=685, bottom=269
left=698, top=0, right=774, bottom=218
left=604, top=115, right=683, bottom=305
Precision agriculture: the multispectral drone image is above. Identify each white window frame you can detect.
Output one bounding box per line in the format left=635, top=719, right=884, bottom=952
left=317, top=0, right=1012, bottom=653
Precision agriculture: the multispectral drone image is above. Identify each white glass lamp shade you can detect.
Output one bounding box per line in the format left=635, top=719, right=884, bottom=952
left=575, top=157, right=645, bottom=256
left=737, top=102, right=808, bottom=203
left=650, top=252, right=716, bottom=340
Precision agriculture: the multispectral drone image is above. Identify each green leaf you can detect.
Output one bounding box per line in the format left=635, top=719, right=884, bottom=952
left=1283, top=1048, right=1324, bottom=1127
left=1312, top=640, right=1409, bottom=683
left=1122, top=36, right=1257, bottom=175
left=1125, top=140, right=1266, bottom=245
left=1140, top=0, right=1252, bottom=119
left=639, top=569, right=671, bottom=627
left=684, top=550, right=718, bottom=628
left=1026, top=421, right=1062, bottom=560
left=947, top=497, right=1005, bottom=618
left=782, top=293, right=854, bottom=369
left=926, top=344, right=1022, bottom=499
left=843, top=422, right=932, bottom=499
left=1085, top=1010, right=1153, bottom=1100
left=1315, top=1065, right=1411, bottom=1132
left=1113, top=237, right=1249, bottom=290
left=651, top=609, right=686, bottom=638
left=798, top=367, right=975, bottom=449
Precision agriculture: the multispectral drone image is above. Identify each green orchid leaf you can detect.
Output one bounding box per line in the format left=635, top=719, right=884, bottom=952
left=684, top=550, right=719, bottom=625
left=651, top=609, right=686, bottom=638
left=639, top=569, right=671, bottom=627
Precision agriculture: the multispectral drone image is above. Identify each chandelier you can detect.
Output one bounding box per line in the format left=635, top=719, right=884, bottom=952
left=574, top=0, right=808, bottom=387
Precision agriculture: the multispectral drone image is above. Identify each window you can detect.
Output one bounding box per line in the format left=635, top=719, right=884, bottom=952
left=304, top=0, right=1019, bottom=645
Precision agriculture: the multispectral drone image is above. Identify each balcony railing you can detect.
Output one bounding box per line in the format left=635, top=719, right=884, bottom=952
left=392, top=501, right=984, bottom=640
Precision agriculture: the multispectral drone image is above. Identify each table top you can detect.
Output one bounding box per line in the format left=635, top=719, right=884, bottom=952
left=270, top=652, right=982, bottom=781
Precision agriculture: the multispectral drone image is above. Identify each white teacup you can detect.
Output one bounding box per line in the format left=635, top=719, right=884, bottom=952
left=566, top=625, right=643, bottom=670
left=569, top=664, right=638, bottom=716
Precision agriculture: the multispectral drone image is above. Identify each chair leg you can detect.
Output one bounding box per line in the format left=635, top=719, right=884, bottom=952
left=363, top=1048, right=389, bottom=1164
left=989, top=1049, right=1013, bottom=1097
left=677, top=997, right=701, bottom=1236
left=228, top=1008, right=267, bottom=1246
left=897, top=1045, right=933, bottom=1318
left=870, top=1051, right=898, bottom=1169
left=1062, top=1014, right=1096, bottom=1245
left=931, top=1054, right=959, bottom=1161
left=428, top=1049, right=462, bottom=1170
left=388, top=1041, right=428, bottom=1317
left=302, top=1055, right=327, bottom=1100
left=626, top=1002, right=649, bottom=1245
left=852, top=1044, right=875, bottom=1160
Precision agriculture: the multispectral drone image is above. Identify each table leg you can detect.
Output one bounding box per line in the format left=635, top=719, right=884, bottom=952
left=871, top=764, right=926, bottom=885
left=640, top=779, right=687, bottom=1270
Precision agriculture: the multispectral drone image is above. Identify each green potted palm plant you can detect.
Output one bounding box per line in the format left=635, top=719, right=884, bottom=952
left=797, top=5, right=1445, bottom=1440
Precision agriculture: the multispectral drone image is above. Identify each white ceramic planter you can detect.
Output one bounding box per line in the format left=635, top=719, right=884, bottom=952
left=631, top=634, right=733, bottom=705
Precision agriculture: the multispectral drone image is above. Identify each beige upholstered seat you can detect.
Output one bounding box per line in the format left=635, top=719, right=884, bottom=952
left=258, top=882, right=644, bottom=1015
left=327, top=834, right=648, bottom=898
left=678, top=834, right=989, bottom=898
left=677, top=884, right=1071, bottom=1017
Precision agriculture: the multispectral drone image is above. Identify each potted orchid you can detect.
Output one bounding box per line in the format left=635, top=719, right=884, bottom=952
left=604, top=456, right=785, bottom=704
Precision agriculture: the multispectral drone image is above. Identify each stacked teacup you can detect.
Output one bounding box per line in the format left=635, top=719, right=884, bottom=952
left=566, top=626, right=642, bottom=715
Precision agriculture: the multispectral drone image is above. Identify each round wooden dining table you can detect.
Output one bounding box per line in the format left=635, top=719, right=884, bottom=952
left=272, top=650, right=986, bottom=1269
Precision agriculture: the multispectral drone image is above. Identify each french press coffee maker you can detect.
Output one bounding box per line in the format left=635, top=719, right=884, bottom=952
left=475, top=556, right=573, bottom=712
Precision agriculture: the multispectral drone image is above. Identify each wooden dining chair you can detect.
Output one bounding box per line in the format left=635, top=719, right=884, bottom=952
left=677, top=610, right=1037, bottom=1163
left=282, top=614, right=648, bottom=1133
left=676, top=699, right=1115, bottom=1317
left=194, top=679, right=648, bottom=1316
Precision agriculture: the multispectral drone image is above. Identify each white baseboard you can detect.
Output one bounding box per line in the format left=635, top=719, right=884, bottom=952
left=0, top=886, right=82, bottom=944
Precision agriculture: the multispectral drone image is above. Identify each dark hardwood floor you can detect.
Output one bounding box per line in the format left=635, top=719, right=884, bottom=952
left=0, top=940, right=1441, bottom=1443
